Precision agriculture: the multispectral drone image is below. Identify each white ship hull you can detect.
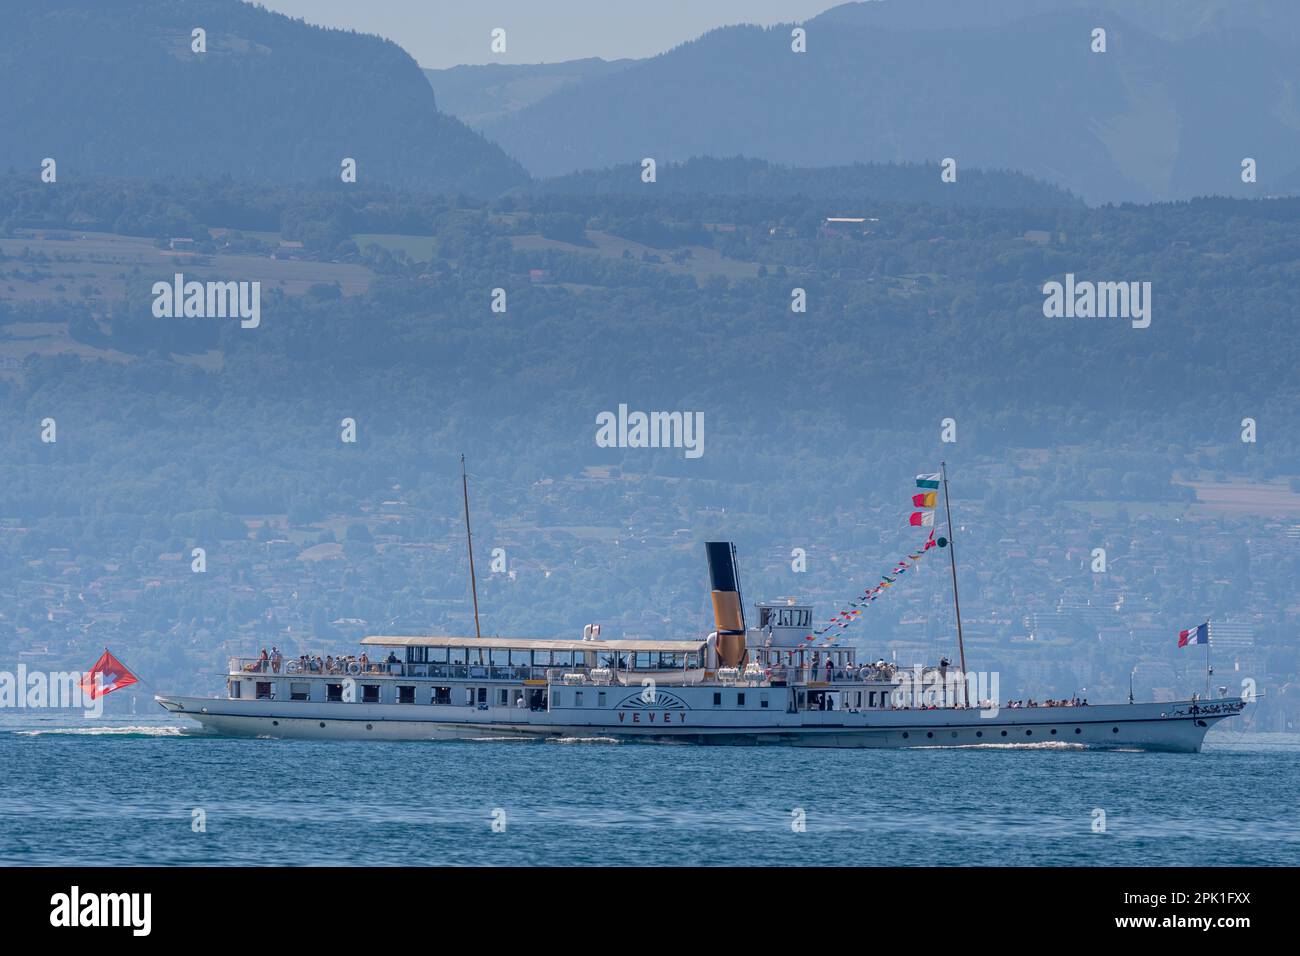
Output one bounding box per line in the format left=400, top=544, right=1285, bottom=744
left=156, top=693, right=1245, bottom=752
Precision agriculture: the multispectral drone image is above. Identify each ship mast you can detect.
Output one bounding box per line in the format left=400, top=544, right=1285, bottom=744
left=1204, top=618, right=1213, bottom=699
left=461, top=454, right=482, bottom=645
left=941, top=461, right=968, bottom=698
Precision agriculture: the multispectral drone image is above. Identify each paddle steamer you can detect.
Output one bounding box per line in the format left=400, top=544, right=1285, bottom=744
left=156, top=464, right=1246, bottom=750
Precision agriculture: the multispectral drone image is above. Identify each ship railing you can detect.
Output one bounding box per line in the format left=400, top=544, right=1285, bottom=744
left=227, top=657, right=547, bottom=682
left=229, top=656, right=400, bottom=677
left=545, top=667, right=588, bottom=685
left=542, top=666, right=700, bottom=686
left=766, top=666, right=897, bottom=685
left=229, top=656, right=279, bottom=674
left=412, top=664, right=537, bottom=681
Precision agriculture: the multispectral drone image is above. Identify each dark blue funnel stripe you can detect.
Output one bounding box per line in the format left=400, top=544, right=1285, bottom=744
left=705, top=541, right=738, bottom=593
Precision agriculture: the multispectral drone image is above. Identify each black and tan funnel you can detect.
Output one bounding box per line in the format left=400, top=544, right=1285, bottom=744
left=706, top=541, right=748, bottom=667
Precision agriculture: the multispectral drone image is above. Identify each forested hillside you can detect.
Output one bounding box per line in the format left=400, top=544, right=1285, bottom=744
left=2, top=173, right=1298, bottom=706
left=533, top=157, right=1081, bottom=208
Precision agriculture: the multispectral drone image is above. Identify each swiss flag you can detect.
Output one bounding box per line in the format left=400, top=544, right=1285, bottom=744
left=81, top=650, right=139, bottom=699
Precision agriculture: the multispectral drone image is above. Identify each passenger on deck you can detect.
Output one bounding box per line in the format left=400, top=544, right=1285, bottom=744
left=270, top=646, right=282, bottom=674
left=258, top=648, right=269, bottom=672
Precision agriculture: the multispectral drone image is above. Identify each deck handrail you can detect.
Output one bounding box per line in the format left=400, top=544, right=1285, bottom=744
left=226, top=656, right=907, bottom=688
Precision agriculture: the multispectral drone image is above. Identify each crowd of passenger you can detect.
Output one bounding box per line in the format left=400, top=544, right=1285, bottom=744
left=885, top=696, right=1090, bottom=711
left=242, top=646, right=400, bottom=675
left=767, top=660, right=897, bottom=682
left=1006, top=697, right=1088, bottom=708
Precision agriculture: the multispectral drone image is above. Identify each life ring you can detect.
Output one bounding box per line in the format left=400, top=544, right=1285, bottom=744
left=285, top=660, right=302, bottom=674
left=347, top=661, right=361, bottom=676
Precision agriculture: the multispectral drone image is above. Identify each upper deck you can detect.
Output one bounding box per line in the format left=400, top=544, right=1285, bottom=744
left=228, top=631, right=895, bottom=693
left=232, top=634, right=706, bottom=684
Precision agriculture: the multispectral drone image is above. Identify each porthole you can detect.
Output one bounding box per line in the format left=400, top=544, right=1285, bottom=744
left=320, top=722, right=326, bottom=728
left=926, top=731, right=934, bottom=738
left=1025, top=730, right=1032, bottom=736
left=1000, top=730, right=1008, bottom=737
left=1074, top=728, right=1082, bottom=734
left=1195, top=719, right=1208, bottom=728
left=1112, top=727, right=1119, bottom=734
left=902, top=732, right=909, bottom=739
left=272, top=720, right=279, bottom=727
left=976, top=731, right=983, bottom=738
left=366, top=723, right=374, bottom=730
left=951, top=731, right=958, bottom=738
left=1050, top=728, right=1057, bottom=735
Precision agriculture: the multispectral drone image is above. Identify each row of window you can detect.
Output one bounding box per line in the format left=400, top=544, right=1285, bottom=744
left=793, top=689, right=889, bottom=711
left=239, top=680, right=532, bottom=707
left=710, top=691, right=771, bottom=709
left=552, top=690, right=609, bottom=708
left=758, top=607, right=813, bottom=629
left=239, top=682, right=890, bottom=713
left=404, top=647, right=701, bottom=669
left=898, top=726, right=1120, bottom=740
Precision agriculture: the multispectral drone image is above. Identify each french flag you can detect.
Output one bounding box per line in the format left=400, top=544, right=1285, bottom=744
left=1178, top=622, right=1209, bottom=648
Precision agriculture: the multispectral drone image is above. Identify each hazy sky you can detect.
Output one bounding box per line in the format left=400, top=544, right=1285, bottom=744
left=260, top=0, right=839, bottom=68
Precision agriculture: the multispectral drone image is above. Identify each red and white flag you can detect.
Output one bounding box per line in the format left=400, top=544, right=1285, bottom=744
left=80, top=649, right=139, bottom=699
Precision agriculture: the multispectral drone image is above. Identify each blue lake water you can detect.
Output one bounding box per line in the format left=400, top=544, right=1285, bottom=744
left=2, top=712, right=1296, bottom=866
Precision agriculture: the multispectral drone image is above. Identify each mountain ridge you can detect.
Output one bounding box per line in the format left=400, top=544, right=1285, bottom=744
left=527, top=155, right=1082, bottom=208
left=469, top=1, right=1300, bottom=203
left=0, top=0, right=528, bottom=196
